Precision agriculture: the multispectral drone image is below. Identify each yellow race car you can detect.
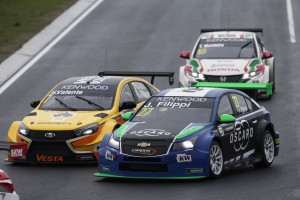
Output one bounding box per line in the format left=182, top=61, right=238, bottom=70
left=7, top=71, right=174, bottom=163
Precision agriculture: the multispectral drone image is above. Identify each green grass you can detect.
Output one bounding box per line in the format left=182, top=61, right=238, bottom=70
left=0, top=0, right=77, bottom=63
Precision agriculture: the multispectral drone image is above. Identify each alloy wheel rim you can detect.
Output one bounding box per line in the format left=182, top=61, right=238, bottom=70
left=264, top=134, right=274, bottom=163
left=210, top=145, right=223, bottom=175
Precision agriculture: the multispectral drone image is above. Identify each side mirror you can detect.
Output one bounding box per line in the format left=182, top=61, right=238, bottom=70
left=121, top=111, right=134, bottom=121
left=179, top=51, right=190, bottom=59
left=219, top=114, right=236, bottom=123
left=120, top=101, right=136, bottom=111
left=30, top=100, right=40, bottom=108
left=262, top=51, right=273, bottom=59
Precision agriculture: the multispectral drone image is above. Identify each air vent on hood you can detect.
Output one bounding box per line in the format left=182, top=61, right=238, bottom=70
left=94, top=113, right=108, bottom=118
left=26, top=112, right=37, bottom=116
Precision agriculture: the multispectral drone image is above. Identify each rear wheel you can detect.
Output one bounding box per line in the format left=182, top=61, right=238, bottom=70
left=254, top=130, right=275, bottom=168
left=209, top=142, right=223, bottom=178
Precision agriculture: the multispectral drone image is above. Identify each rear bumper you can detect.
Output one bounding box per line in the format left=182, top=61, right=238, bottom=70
left=192, top=82, right=273, bottom=95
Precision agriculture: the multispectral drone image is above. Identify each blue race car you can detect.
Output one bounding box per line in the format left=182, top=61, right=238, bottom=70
left=94, top=87, right=279, bottom=179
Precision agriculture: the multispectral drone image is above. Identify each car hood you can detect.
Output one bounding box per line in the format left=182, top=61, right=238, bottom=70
left=190, top=58, right=262, bottom=76
left=22, top=110, right=111, bottom=130
left=119, top=121, right=208, bottom=141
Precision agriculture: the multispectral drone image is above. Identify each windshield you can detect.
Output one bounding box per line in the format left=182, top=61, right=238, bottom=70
left=39, top=81, right=117, bottom=111
left=131, top=96, right=215, bottom=124
left=195, top=38, right=257, bottom=59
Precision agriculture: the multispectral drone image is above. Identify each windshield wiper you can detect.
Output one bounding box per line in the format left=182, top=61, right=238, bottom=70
left=76, top=96, right=105, bottom=110
left=54, top=98, right=77, bottom=111
left=237, top=41, right=253, bottom=58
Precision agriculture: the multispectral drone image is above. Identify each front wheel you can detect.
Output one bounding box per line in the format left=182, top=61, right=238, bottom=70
left=254, top=130, right=275, bottom=168
left=209, top=142, right=223, bottom=178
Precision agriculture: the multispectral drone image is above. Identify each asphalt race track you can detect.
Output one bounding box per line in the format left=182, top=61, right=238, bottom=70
left=0, top=0, right=300, bottom=199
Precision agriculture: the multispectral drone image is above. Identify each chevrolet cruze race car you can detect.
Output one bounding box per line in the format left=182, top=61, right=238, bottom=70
left=95, top=87, right=279, bottom=179
left=7, top=72, right=174, bottom=163
left=179, top=29, right=274, bottom=99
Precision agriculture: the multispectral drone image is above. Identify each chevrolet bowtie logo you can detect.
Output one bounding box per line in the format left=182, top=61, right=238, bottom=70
left=137, top=142, right=151, bottom=148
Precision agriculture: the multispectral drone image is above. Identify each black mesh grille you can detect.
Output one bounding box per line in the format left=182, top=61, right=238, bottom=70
left=119, top=163, right=168, bottom=172
left=27, top=130, right=76, bottom=142
left=204, top=75, right=242, bottom=82
left=27, top=142, right=74, bottom=156
left=123, top=157, right=161, bottom=162
left=121, top=140, right=170, bottom=156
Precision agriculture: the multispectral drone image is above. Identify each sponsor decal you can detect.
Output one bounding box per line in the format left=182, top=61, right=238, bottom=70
left=105, top=150, right=116, bottom=161
left=185, top=168, right=203, bottom=174
left=206, top=38, right=247, bottom=43
left=156, top=97, right=207, bottom=102
left=99, top=165, right=110, bottom=172
left=76, top=155, right=94, bottom=161
left=137, top=142, right=151, bottom=148
left=10, top=144, right=27, bottom=159
left=211, top=63, right=235, bottom=67
left=131, top=148, right=156, bottom=155
left=130, top=129, right=171, bottom=137
left=44, top=132, right=55, bottom=139
left=230, top=120, right=254, bottom=152
left=176, top=154, right=192, bottom=163
left=36, top=155, right=63, bottom=162
left=207, top=68, right=240, bottom=73
left=51, top=112, right=75, bottom=122
left=203, top=43, right=224, bottom=48
left=73, top=77, right=109, bottom=85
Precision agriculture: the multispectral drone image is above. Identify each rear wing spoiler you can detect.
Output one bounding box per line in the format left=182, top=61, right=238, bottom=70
left=201, top=28, right=263, bottom=36
left=0, top=141, right=27, bottom=159
left=98, top=71, right=175, bottom=85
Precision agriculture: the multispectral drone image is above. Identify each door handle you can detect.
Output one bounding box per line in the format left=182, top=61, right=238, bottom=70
left=252, top=120, right=257, bottom=123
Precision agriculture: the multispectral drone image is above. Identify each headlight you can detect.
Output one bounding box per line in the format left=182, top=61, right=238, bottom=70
left=74, top=123, right=99, bottom=137
left=18, top=123, right=29, bottom=136
left=108, top=135, right=120, bottom=150
left=243, top=71, right=262, bottom=79
left=186, top=71, right=205, bottom=80
left=173, top=136, right=198, bottom=151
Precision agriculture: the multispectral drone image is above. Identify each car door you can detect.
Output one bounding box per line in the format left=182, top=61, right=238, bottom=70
left=216, top=94, right=236, bottom=162
left=228, top=93, right=258, bottom=161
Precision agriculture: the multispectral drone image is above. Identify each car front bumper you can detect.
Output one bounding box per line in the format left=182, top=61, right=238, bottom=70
left=95, top=147, right=210, bottom=179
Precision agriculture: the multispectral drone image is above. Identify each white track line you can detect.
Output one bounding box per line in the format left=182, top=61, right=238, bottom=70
left=286, top=0, right=296, bottom=43
left=0, top=0, right=104, bottom=95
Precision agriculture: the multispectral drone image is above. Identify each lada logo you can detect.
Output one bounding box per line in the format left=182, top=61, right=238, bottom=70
left=45, top=132, right=56, bottom=139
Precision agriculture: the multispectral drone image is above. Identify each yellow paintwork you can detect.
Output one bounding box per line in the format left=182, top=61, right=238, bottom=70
left=7, top=77, right=158, bottom=161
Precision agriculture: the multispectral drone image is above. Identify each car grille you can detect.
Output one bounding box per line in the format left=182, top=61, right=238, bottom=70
left=27, top=130, right=76, bottom=142
left=123, top=157, right=161, bottom=162
left=27, top=142, right=74, bottom=156
left=121, top=140, right=171, bottom=156
left=119, top=163, right=168, bottom=172
left=204, top=75, right=242, bottom=82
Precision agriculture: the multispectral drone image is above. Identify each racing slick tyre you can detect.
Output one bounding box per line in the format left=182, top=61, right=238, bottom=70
left=209, top=141, right=223, bottom=178
left=254, top=130, right=275, bottom=168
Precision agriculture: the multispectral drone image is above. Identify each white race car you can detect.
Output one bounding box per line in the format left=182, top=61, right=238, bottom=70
left=179, top=29, right=274, bottom=99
